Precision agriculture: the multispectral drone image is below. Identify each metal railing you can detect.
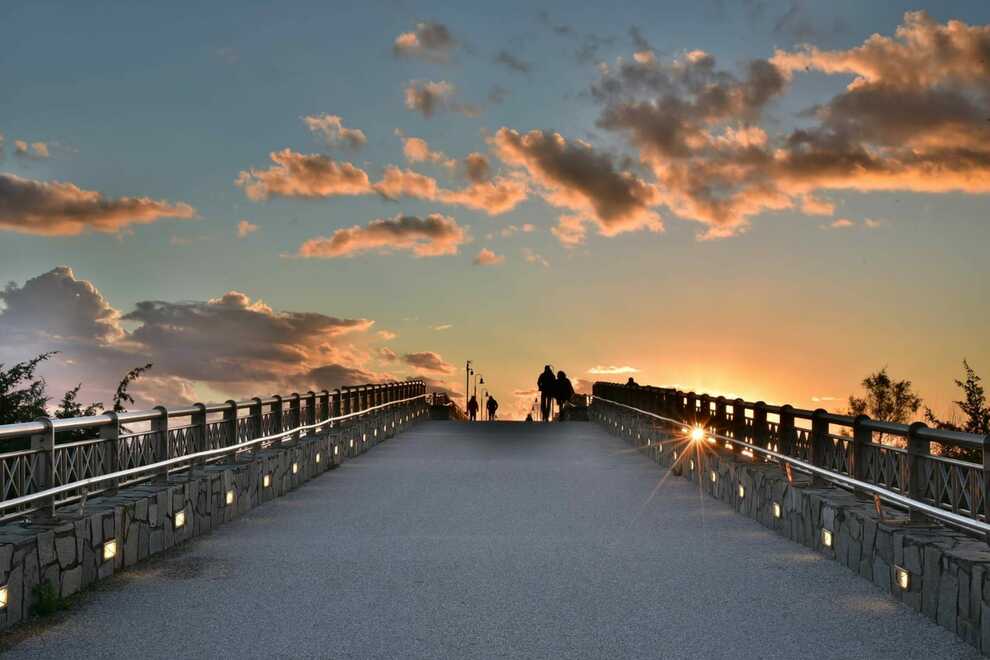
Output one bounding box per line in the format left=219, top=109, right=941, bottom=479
left=0, top=380, right=428, bottom=522
left=591, top=381, right=990, bottom=540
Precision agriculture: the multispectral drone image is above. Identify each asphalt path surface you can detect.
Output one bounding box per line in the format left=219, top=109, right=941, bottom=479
left=3, top=421, right=979, bottom=659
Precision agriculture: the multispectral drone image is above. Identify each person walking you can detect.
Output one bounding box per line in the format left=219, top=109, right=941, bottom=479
left=486, top=395, right=499, bottom=421
left=554, top=370, right=575, bottom=421
left=537, top=365, right=555, bottom=422
left=467, top=395, right=479, bottom=421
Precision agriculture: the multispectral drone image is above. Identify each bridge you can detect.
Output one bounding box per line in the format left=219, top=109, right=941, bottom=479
left=0, top=380, right=988, bottom=657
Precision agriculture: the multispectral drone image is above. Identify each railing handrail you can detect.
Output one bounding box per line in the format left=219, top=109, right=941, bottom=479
left=0, top=379, right=426, bottom=441
left=0, top=392, right=426, bottom=515
left=597, top=381, right=987, bottom=449
left=593, top=394, right=990, bottom=538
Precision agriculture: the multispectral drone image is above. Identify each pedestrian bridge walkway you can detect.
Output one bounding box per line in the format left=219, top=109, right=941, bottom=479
left=2, top=421, right=977, bottom=659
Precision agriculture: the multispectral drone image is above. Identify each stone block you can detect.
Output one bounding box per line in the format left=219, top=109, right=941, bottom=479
left=924, top=545, right=943, bottom=619
left=60, top=565, right=81, bottom=598
left=55, top=534, right=76, bottom=568
left=37, top=531, right=56, bottom=567
left=938, top=569, right=959, bottom=632
left=873, top=557, right=891, bottom=592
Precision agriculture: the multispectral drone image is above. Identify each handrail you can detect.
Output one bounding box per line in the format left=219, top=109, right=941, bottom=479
left=593, top=394, right=990, bottom=538
left=0, top=392, right=426, bottom=515
left=0, top=380, right=426, bottom=440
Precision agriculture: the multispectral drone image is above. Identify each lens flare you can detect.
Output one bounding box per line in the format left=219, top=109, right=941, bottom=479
left=689, top=426, right=706, bottom=443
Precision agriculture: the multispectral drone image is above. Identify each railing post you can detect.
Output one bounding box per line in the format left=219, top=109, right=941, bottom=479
left=333, top=389, right=342, bottom=419
left=907, top=421, right=931, bottom=523
left=319, top=390, right=330, bottom=426
left=250, top=397, right=263, bottom=440
left=811, top=409, right=828, bottom=486
left=752, top=402, right=768, bottom=454
left=270, top=395, right=284, bottom=444
left=983, top=435, right=990, bottom=545
left=100, top=413, right=121, bottom=494
left=31, top=417, right=56, bottom=518
left=779, top=405, right=795, bottom=458
left=192, top=403, right=207, bottom=466
left=715, top=396, right=727, bottom=435
left=153, top=405, right=169, bottom=479
left=223, top=400, right=238, bottom=447
left=685, top=392, right=697, bottom=424
left=852, top=414, right=871, bottom=485
left=289, top=393, right=301, bottom=442
left=733, top=399, right=748, bottom=445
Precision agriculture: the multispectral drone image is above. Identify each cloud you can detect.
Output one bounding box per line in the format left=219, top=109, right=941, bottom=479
left=235, top=149, right=372, bottom=201
left=551, top=215, right=587, bottom=247
left=495, top=50, right=532, bottom=74
left=432, top=324, right=452, bottom=331
left=589, top=12, right=990, bottom=237
left=377, top=330, right=398, bottom=341
left=403, top=351, right=455, bottom=374
left=404, top=80, right=479, bottom=118
left=493, top=127, right=662, bottom=236
left=15, top=141, right=49, bottom=159
left=0, top=267, right=456, bottom=409
left=473, top=248, right=504, bottom=266
left=296, top=213, right=467, bottom=258
left=825, top=218, right=854, bottom=229
left=302, top=114, right=367, bottom=149
left=378, top=347, right=399, bottom=362
left=587, top=365, right=640, bottom=375
left=521, top=247, right=549, bottom=268
left=393, top=22, right=457, bottom=62
left=0, top=266, right=124, bottom=344
left=396, top=132, right=454, bottom=167
left=0, top=173, right=196, bottom=237
left=237, top=219, right=258, bottom=238
left=239, top=145, right=526, bottom=216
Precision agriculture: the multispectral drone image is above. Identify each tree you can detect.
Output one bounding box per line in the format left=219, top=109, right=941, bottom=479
left=925, top=360, right=988, bottom=462
left=54, top=384, right=103, bottom=419
left=113, top=363, right=152, bottom=413
left=848, top=367, right=923, bottom=425
left=0, top=352, right=57, bottom=425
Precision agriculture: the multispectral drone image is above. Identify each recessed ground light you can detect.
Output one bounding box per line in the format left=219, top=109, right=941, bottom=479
left=711, top=471, right=717, bottom=483
left=0, top=585, right=7, bottom=609
left=174, top=510, right=186, bottom=529
left=896, top=566, right=910, bottom=590
left=334, top=446, right=339, bottom=456
left=315, top=452, right=321, bottom=464
left=226, top=490, right=235, bottom=506
left=773, top=502, right=782, bottom=519
left=822, top=528, right=833, bottom=548
left=292, top=462, right=298, bottom=474
left=263, top=474, right=271, bottom=488
left=738, top=484, right=745, bottom=499
left=103, top=539, right=117, bottom=561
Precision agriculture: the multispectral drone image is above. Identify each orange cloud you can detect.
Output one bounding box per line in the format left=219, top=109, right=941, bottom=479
left=297, top=213, right=467, bottom=258
left=473, top=248, right=504, bottom=266
left=235, top=149, right=372, bottom=200
left=493, top=127, right=662, bottom=236
left=0, top=174, right=195, bottom=236
left=393, top=22, right=457, bottom=62
left=302, top=114, right=367, bottom=149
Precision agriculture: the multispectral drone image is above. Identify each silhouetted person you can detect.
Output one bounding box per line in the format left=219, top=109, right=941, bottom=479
left=538, top=365, right=555, bottom=422
left=525, top=413, right=533, bottom=422
left=555, top=370, right=574, bottom=421
left=486, top=396, right=498, bottom=420
left=467, top=395, right=479, bottom=421
left=626, top=377, right=638, bottom=386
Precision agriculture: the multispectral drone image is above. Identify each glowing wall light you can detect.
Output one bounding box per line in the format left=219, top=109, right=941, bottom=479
left=707, top=436, right=716, bottom=445
left=710, top=471, right=717, bottom=483
left=334, top=445, right=339, bottom=456
left=263, top=474, right=271, bottom=488
left=689, top=459, right=695, bottom=471
left=315, top=452, right=321, bottom=464
left=349, top=439, right=354, bottom=448
left=895, top=567, right=910, bottom=590
left=174, top=510, right=186, bottom=529
left=103, top=539, right=117, bottom=561
left=0, top=585, right=7, bottom=609
left=292, top=462, right=299, bottom=474
left=822, top=528, right=833, bottom=548
left=772, top=502, right=782, bottom=519
left=226, top=490, right=235, bottom=506
left=738, top=484, right=745, bottom=499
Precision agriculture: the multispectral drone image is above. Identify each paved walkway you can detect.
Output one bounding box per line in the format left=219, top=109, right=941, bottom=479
left=2, top=421, right=980, bottom=659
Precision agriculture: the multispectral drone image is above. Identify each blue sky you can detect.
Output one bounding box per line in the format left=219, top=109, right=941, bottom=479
left=1, top=1, right=989, bottom=419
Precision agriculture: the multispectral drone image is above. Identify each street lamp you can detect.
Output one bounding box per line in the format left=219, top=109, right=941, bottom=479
left=465, top=360, right=472, bottom=412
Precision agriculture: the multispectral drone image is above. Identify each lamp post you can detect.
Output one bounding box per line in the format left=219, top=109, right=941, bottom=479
left=465, top=360, right=472, bottom=412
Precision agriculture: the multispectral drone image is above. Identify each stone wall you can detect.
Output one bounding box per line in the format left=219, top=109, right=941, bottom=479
left=0, top=404, right=426, bottom=630
left=597, top=409, right=990, bottom=656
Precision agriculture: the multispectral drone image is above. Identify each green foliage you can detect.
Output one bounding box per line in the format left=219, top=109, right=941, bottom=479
left=925, top=360, right=988, bottom=462
left=113, top=363, right=152, bottom=413
left=848, top=367, right=922, bottom=425
left=0, top=352, right=56, bottom=426
left=30, top=580, right=68, bottom=617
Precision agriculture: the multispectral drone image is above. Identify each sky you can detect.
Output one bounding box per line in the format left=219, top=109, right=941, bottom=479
left=1, top=1, right=989, bottom=420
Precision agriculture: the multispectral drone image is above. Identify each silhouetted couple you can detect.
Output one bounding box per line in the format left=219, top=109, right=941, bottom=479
left=537, top=365, right=574, bottom=422
left=466, top=394, right=498, bottom=421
